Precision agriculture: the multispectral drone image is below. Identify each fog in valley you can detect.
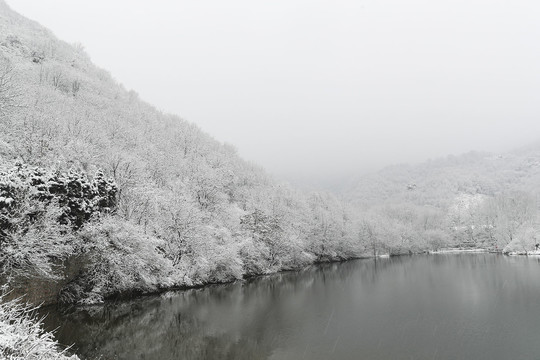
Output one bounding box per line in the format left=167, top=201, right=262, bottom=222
left=8, top=0, right=540, bottom=188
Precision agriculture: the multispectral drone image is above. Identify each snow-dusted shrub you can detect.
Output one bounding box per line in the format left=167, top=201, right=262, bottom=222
left=0, top=204, right=76, bottom=280
left=0, top=295, right=79, bottom=359
left=177, top=226, right=244, bottom=285
left=204, top=227, right=243, bottom=282
left=0, top=163, right=117, bottom=280
left=239, top=209, right=301, bottom=271
left=422, top=229, right=452, bottom=252
left=238, top=236, right=274, bottom=275
left=155, top=187, right=203, bottom=268
left=278, top=235, right=315, bottom=270
left=59, top=216, right=176, bottom=304
left=0, top=57, right=18, bottom=119
left=0, top=163, right=117, bottom=231
left=503, top=225, right=540, bottom=254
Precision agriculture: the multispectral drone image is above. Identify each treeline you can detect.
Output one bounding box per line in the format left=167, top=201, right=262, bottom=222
left=0, top=160, right=364, bottom=304
left=350, top=150, right=540, bottom=256
left=356, top=190, right=539, bottom=256
left=344, top=130, right=540, bottom=256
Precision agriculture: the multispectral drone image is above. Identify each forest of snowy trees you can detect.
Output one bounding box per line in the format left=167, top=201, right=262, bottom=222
left=0, top=1, right=367, bottom=308
left=1, top=1, right=540, bottom=358
left=349, top=149, right=540, bottom=254
left=2, top=0, right=540, bottom=308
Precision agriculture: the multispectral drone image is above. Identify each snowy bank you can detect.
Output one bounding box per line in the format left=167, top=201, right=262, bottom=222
left=505, top=250, right=540, bottom=256
left=0, top=295, right=79, bottom=360
left=428, top=248, right=488, bottom=254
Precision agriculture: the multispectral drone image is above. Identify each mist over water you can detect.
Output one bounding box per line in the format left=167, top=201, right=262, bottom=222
left=42, top=255, right=540, bottom=360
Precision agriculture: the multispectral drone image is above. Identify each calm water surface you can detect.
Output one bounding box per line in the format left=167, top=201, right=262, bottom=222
left=42, top=254, right=540, bottom=360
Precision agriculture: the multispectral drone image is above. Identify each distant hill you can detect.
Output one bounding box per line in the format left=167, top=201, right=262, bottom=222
left=345, top=146, right=540, bottom=209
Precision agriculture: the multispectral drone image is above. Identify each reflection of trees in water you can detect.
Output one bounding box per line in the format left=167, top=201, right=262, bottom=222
left=40, top=268, right=331, bottom=360
left=41, top=259, right=409, bottom=360
left=40, top=255, right=526, bottom=360
left=351, top=256, right=414, bottom=286
left=42, top=291, right=274, bottom=359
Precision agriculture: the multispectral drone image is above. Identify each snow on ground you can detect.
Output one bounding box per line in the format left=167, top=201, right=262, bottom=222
left=429, top=248, right=488, bottom=254
left=506, top=250, right=540, bottom=256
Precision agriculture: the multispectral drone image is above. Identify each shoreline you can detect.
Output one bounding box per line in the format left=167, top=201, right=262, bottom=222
left=505, top=250, right=540, bottom=256
left=428, top=248, right=490, bottom=254
left=35, top=247, right=537, bottom=312
left=38, top=249, right=495, bottom=311
left=38, top=255, right=372, bottom=310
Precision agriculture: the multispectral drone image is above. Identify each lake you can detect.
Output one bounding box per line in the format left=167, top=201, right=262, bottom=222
left=41, top=254, right=540, bottom=360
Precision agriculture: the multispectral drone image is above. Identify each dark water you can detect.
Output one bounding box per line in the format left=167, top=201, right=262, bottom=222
left=42, top=254, right=540, bottom=360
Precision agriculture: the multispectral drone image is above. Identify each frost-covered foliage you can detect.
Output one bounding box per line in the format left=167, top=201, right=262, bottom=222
left=355, top=189, right=540, bottom=255
left=0, top=204, right=74, bottom=280
left=177, top=226, right=244, bottom=285
left=447, top=191, right=538, bottom=250
left=0, top=56, right=18, bottom=120
left=0, top=295, right=79, bottom=359
left=0, top=163, right=116, bottom=280
left=59, top=216, right=176, bottom=304
left=503, top=224, right=540, bottom=254
left=239, top=209, right=286, bottom=271
left=357, top=205, right=451, bottom=256
left=0, top=163, right=116, bottom=229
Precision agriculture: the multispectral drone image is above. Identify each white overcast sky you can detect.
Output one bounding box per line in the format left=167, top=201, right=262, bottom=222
left=7, top=0, right=540, bottom=187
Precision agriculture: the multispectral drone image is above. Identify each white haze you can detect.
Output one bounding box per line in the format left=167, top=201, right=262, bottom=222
left=7, top=0, right=540, bottom=188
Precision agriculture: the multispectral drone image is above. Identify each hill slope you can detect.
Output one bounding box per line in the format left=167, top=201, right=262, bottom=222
left=0, top=0, right=363, bottom=306
left=347, top=146, right=540, bottom=208
left=344, top=145, right=540, bottom=254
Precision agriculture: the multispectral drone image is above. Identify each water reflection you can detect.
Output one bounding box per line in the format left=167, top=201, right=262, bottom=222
left=41, top=255, right=540, bottom=360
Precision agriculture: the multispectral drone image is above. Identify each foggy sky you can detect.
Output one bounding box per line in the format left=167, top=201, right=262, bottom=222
left=7, top=0, right=540, bottom=187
